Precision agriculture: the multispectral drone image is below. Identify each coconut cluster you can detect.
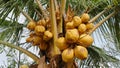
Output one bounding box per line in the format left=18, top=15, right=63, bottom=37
left=56, top=13, right=94, bottom=62
left=26, top=18, right=53, bottom=51
left=26, top=10, right=94, bottom=63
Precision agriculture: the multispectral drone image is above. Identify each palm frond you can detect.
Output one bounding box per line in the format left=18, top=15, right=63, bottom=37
left=0, top=0, right=120, bottom=67
left=0, top=19, right=24, bottom=42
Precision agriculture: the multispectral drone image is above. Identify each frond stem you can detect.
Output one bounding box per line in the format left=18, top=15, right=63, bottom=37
left=21, top=11, right=34, bottom=21
left=35, top=9, right=42, bottom=18
left=89, top=9, right=108, bottom=23
left=19, top=7, right=34, bottom=21
left=88, top=11, right=117, bottom=35
left=89, top=5, right=115, bottom=23
left=0, top=40, right=40, bottom=64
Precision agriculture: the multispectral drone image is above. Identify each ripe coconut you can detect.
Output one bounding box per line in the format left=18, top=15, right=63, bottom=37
left=43, top=31, right=53, bottom=41
left=27, top=21, right=36, bottom=30
left=73, top=16, right=82, bottom=27
left=86, top=23, right=94, bottom=30
left=20, top=65, right=29, bottom=68
left=62, top=48, right=74, bottom=62
left=34, top=25, right=45, bottom=36
left=78, top=34, right=93, bottom=47
left=39, top=41, right=48, bottom=50
left=66, top=21, right=74, bottom=29
left=78, top=24, right=87, bottom=34
left=37, top=19, right=47, bottom=26
left=32, top=36, right=42, bottom=45
left=81, top=13, right=90, bottom=23
left=26, top=37, right=33, bottom=42
left=56, top=37, right=69, bottom=50
left=74, top=46, right=88, bottom=60
left=65, top=29, right=79, bottom=43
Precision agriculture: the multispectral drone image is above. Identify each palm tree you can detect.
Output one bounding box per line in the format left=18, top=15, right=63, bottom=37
left=0, top=0, right=120, bottom=68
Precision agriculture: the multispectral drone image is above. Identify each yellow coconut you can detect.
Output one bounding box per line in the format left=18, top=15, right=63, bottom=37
left=78, top=34, right=93, bottom=47
left=86, top=23, right=94, bottom=30
left=43, top=31, right=53, bottom=41
left=32, top=36, right=42, bottom=45
left=56, top=37, right=69, bottom=50
left=73, top=16, right=82, bottom=27
left=20, top=65, right=29, bottom=68
left=74, top=46, right=88, bottom=60
left=81, top=13, right=90, bottom=23
left=65, top=29, right=79, bottom=43
left=62, top=48, right=74, bottom=62
left=66, top=21, right=74, bottom=29
left=37, top=19, right=46, bottom=26
left=27, top=21, right=36, bottom=30
left=34, top=25, right=45, bottom=36
left=78, top=24, right=87, bottom=34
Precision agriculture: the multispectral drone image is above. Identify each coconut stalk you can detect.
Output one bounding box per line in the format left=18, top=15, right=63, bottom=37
left=54, top=0, right=59, bottom=11
left=58, top=0, right=66, bottom=34
left=88, top=11, right=117, bottom=35
left=0, top=40, right=40, bottom=64
left=35, top=0, right=48, bottom=18
left=49, top=0, right=60, bottom=56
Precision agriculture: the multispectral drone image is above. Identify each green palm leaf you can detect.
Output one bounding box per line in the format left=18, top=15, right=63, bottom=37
left=0, top=0, right=120, bottom=67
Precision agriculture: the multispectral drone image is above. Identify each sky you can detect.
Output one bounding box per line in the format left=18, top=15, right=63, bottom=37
left=0, top=52, right=7, bottom=67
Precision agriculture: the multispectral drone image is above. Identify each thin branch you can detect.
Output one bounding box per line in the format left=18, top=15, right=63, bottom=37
left=21, top=11, right=34, bottom=21
left=19, top=7, right=34, bottom=22
left=0, top=40, right=40, bottom=64
left=88, top=11, right=117, bottom=35
left=50, top=0, right=60, bottom=55
left=35, top=0, right=47, bottom=18
left=58, top=0, right=66, bottom=34
left=34, top=9, right=42, bottom=18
